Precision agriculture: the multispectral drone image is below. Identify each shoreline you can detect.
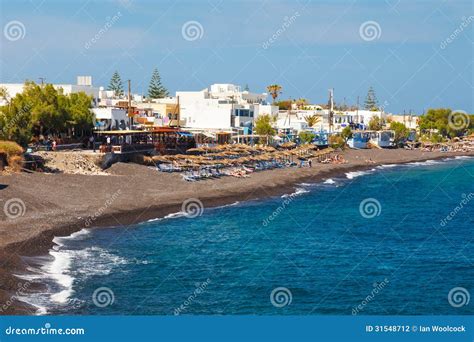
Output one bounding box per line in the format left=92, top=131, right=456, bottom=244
left=1, top=149, right=473, bottom=314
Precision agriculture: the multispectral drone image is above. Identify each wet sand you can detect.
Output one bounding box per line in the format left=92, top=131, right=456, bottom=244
left=0, top=148, right=473, bottom=314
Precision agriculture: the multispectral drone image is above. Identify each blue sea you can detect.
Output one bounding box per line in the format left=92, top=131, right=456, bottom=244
left=19, top=157, right=474, bottom=315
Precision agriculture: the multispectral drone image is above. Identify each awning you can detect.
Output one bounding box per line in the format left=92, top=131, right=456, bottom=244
left=177, top=132, right=194, bottom=137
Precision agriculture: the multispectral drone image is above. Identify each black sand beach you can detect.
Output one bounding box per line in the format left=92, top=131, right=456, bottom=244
left=1, top=148, right=473, bottom=314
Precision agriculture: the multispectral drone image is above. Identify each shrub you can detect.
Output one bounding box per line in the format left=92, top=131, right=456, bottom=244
left=329, top=135, right=346, bottom=149
left=298, top=131, right=315, bottom=144
left=0, top=141, right=24, bottom=172
left=0, top=140, right=24, bottom=157
left=8, top=155, right=24, bottom=172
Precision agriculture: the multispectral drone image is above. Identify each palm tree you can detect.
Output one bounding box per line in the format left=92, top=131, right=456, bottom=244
left=295, top=98, right=308, bottom=109
left=266, top=84, right=282, bottom=103
left=304, top=114, right=321, bottom=128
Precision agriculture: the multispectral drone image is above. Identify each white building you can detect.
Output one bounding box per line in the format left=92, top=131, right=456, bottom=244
left=92, top=107, right=128, bottom=130
left=275, top=107, right=387, bottom=134
left=176, top=84, right=278, bottom=133
left=0, top=76, right=100, bottom=106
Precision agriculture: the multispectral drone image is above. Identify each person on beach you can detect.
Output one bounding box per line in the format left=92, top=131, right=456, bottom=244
left=309, top=159, right=312, bottom=168
left=89, top=135, right=96, bottom=152
left=52, top=139, right=57, bottom=151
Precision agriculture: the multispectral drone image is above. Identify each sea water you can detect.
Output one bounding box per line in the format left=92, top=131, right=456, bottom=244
left=20, top=157, right=474, bottom=315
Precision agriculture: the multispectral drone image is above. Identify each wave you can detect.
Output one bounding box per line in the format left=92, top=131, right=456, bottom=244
left=345, top=170, right=373, bottom=179
left=281, top=187, right=309, bottom=198
left=16, top=230, right=127, bottom=314
left=406, top=160, right=442, bottom=167
left=377, top=164, right=398, bottom=169
left=214, top=201, right=240, bottom=209
left=52, top=229, right=90, bottom=249
left=146, top=211, right=185, bottom=223
left=323, top=178, right=336, bottom=184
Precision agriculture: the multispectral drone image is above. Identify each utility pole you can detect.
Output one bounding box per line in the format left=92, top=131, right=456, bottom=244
left=128, top=79, right=132, bottom=129
left=328, top=88, right=334, bottom=133
left=38, top=77, right=46, bottom=86
left=176, top=95, right=180, bottom=128
left=356, top=96, right=360, bottom=125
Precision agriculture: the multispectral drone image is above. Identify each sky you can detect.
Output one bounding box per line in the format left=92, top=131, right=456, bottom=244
left=0, top=0, right=473, bottom=114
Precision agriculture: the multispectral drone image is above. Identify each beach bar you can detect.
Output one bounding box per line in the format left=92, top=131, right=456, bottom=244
left=95, top=128, right=196, bottom=155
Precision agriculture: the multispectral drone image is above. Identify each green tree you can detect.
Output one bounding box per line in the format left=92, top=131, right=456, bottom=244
left=0, top=81, right=93, bottom=146
left=148, top=68, right=169, bottom=99
left=341, top=126, right=353, bottom=143
left=0, top=86, right=9, bottom=104
left=266, top=84, right=282, bottom=103
left=67, top=92, right=94, bottom=134
left=275, top=100, right=292, bottom=110
left=254, top=114, right=276, bottom=144
left=22, top=83, right=69, bottom=136
left=364, top=86, right=379, bottom=111
left=298, top=131, right=315, bottom=144
left=418, top=108, right=473, bottom=138
left=368, top=116, right=383, bottom=130
left=108, top=71, right=124, bottom=98
left=390, top=121, right=409, bottom=145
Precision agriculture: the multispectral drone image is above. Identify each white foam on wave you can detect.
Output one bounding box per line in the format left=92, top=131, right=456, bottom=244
left=52, top=229, right=90, bottom=248
left=323, top=178, right=336, bottom=184
left=146, top=201, right=240, bottom=223
left=163, top=212, right=185, bottom=219
left=377, top=164, right=398, bottom=169
left=146, top=211, right=185, bottom=222
left=345, top=170, right=372, bottom=179
left=454, top=155, right=474, bottom=160
left=215, top=201, right=240, bottom=209
left=16, top=230, right=127, bottom=314
left=281, top=187, right=309, bottom=198
left=407, top=160, right=442, bottom=167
